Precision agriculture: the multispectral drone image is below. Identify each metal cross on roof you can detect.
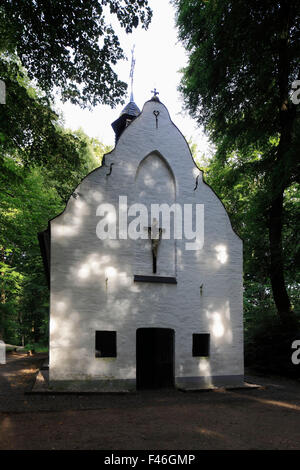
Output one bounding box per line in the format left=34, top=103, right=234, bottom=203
left=151, top=88, right=159, bottom=97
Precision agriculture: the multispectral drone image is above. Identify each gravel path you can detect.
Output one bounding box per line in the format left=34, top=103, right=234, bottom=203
left=0, top=352, right=300, bottom=450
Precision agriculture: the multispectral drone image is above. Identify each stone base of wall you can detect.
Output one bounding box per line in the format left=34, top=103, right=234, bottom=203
left=176, top=375, right=244, bottom=390
left=49, top=374, right=244, bottom=392
left=49, top=378, right=136, bottom=393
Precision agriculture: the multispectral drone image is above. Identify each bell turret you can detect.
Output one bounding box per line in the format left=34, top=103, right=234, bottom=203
left=112, top=45, right=141, bottom=143
left=111, top=99, right=140, bottom=143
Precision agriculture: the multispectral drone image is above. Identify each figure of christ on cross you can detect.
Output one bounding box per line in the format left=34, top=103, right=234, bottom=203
left=145, top=218, right=163, bottom=274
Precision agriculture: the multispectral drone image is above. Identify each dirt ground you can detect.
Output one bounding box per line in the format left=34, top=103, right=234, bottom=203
left=0, top=352, right=300, bottom=450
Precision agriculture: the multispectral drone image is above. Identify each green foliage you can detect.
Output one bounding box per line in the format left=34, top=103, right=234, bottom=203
left=0, top=0, right=152, bottom=107
left=175, top=0, right=300, bottom=328
left=175, top=0, right=299, bottom=199
left=196, top=147, right=299, bottom=374
left=244, top=307, right=300, bottom=377
left=0, top=55, right=111, bottom=346
left=175, top=0, right=300, bottom=372
left=0, top=1, right=142, bottom=347
left=24, top=343, right=49, bottom=353
left=0, top=54, right=92, bottom=171
left=174, top=0, right=298, bottom=139
left=1, top=141, right=110, bottom=346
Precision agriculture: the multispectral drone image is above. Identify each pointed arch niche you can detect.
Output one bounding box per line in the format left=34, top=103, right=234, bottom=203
left=133, top=151, right=176, bottom=277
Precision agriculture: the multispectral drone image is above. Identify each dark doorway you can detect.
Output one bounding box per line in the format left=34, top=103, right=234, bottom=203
left=136, top=328, right=175, bottom=390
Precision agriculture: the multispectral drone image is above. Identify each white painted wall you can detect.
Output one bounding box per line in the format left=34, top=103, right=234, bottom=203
left=49, top=99, right=244, bottom=390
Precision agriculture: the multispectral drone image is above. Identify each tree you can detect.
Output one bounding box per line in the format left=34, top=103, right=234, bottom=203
left=0, top=0, right=152, bottom=107
left=0, top=2, right=127, bottom=346
left=0, top=133, right=110, bottom=345
left=174, top=0, right=300, bottom=322
left=0, top=55, right=112, bottom=345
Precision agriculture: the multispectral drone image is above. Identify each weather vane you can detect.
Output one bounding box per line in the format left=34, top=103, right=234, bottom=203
left=129, top=45, right=136, bottom=102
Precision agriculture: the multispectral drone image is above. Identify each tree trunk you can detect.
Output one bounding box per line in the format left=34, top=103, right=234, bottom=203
left=268, top=0, right=296, bottom=322
left=269, top=191, right=291, bottom=321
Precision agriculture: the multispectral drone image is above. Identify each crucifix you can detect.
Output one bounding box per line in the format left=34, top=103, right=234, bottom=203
left=153, top=110, right=159, bottom=128
left=145, top=218, right=163, bottom=274
left=151, top=88, right=160, bottom=128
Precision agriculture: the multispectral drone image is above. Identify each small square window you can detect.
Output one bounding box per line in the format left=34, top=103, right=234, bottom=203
left=192, top=333, right=210, bottom=357
left=95, top=331, right=117, bottom=358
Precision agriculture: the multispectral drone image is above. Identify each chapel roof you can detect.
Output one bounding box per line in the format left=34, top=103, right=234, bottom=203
left=149, top=95, right=160, bottom=102
left=112, top=98, right=141, bottom=143
left=120, top=100, right=141, bottom=117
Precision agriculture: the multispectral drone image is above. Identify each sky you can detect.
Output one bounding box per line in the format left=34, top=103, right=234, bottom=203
left=56, top=0, right=210, bottom=156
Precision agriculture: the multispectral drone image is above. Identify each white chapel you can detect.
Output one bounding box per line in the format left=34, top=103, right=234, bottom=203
left=40, top=91, right=244, bottom=391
